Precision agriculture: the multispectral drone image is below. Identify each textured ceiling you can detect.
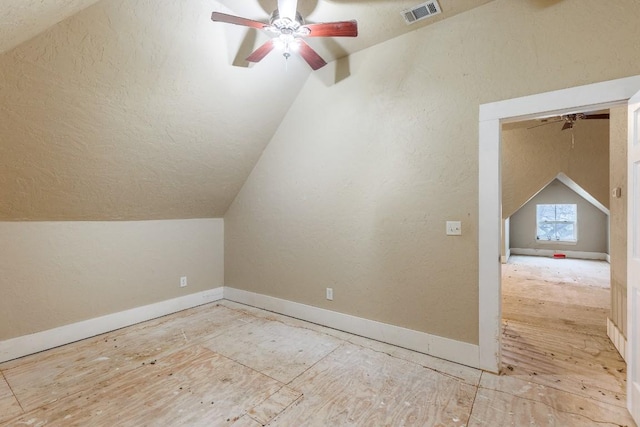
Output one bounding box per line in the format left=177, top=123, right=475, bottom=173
left=0, top=0, right=103, bottom=55
left=0, top=0, right=494, bottom=220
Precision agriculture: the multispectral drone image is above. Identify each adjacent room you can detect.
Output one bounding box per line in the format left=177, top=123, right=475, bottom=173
left=501, top=103, right=627, bottom=424
left=499, top=107, right=628, bottom=420
left=1, top=0, right=639, bottom=425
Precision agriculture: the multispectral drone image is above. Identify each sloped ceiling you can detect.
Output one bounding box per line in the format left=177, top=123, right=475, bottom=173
left=0, top=0, right=103, bottom=55
left=0, top=0, right=493, bottom=220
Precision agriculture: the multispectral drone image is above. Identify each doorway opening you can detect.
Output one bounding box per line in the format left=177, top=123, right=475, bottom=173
left=477, top=75, right=640, bottom=373
left=496, top=106, right=629, bottom=408
left=478, top=76, right=640, bottom=419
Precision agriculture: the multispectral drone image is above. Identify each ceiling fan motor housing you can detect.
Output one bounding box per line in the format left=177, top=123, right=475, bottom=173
left=270, top=10, right=305, bottom=29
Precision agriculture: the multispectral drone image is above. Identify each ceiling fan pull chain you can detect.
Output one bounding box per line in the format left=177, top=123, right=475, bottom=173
left=571, top=130, right=575, bottom=149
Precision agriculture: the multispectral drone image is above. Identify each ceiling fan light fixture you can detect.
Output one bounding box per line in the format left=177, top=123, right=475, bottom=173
left=274, top=34, right=300, bottom=59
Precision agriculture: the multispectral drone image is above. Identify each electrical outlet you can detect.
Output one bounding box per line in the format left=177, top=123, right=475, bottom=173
left=326, top=288, right=333, bottom=301
left=446, top=221, right=462, bottom=236
left=180, top=276, right=188, bottom=288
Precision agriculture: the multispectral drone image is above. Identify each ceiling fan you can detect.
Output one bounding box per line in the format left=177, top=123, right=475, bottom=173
left=211, top=0, right=358, bottom=70
left=529, top=112, right=610, bottom=131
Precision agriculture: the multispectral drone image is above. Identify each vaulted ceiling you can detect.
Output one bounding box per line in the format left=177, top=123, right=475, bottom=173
left=0, top=0, right=493, bottom=220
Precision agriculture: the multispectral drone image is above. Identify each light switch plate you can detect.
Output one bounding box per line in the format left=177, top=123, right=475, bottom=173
left=446, top=221, right=462, bottom=236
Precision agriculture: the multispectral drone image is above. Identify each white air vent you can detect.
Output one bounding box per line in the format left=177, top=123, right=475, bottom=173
left=401, top=0, right=442, bottom=25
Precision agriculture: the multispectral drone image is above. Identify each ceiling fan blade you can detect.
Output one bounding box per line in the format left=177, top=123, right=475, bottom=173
left=526, top=120, right=561, bottom=130
left=303, top=20, right=358, bottom=37
left=211, top=12, right=266, bottom=30
left=246, top=39, right=276, bottom=63
left=583, top=113, right=610, bottom=120
left=278, top=0, right=298, bottom=21
left=561, top=122, right=572, bottom=131
left=296, top=39, right=327, bottom=70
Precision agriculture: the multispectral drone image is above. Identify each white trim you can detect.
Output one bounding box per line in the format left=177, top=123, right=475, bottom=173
left=509, top=248, right=608, bottom=261
left=478, top=75, right=640, bottom=374
left=224, top=287, right=481, bottom=369
left=0, top=288, right=224, bottom=363
left=479, top=76, right=640, bottom=122
left=478, top=117, right=503, bottom=372
left=506, top=173, right=609, bottom=221
left=555, top=173, right=609, bottom=216
left=502, top=219, right=511, bottom=264
left=608, top=317, right=627, bottom=362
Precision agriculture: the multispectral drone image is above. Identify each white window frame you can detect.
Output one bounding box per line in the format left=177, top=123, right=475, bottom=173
left=536, top=203, right=577, bottom=243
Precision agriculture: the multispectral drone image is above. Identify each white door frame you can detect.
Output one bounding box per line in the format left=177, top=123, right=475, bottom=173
left=478, top=74, right=640, bottom=373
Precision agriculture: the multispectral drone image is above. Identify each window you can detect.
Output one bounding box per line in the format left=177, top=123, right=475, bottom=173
left=536, top=204, right=577, bottom=242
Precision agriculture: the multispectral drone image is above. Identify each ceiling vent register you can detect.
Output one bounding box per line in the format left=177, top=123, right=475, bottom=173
left=402, top=1, right=442, bottom=25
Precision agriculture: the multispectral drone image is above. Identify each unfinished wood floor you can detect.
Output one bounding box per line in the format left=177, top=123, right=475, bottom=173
left=498, top=255, right=632, bottom=427
left=0, top=257, right=634, bottom=426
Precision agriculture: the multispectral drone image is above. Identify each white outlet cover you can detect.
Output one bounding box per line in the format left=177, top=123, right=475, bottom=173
left=446, top=221, right=462, bottom=236
left=326, top=287, right=333, bottom=300
left=180, top=276, right=188, bottom=287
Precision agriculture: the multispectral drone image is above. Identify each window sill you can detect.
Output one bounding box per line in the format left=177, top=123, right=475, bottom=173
left=536, top=239, right=578, bottom=245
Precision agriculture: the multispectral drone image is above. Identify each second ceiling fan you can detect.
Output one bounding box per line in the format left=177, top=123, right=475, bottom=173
left=531, top=112, right=610, bottom=131
left=211, top=0, right=358, bottom=70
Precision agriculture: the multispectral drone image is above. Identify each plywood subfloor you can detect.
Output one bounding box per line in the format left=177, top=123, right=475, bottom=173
left=485, top=255, right=634, bottom=427
left=0, top=262, right=635, bottom=426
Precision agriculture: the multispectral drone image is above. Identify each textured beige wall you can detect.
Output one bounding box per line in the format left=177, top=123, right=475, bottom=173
left=0, top=0, right=309, bottom=220
left=502, top=120, right=610, bottom=220
left=609, top=106, right=627, bottom=337
left=509, top=179, right=608, bottom=253
left=0, top=219, right=223, bottom=340
left=225, top=0, right=640, bottom=345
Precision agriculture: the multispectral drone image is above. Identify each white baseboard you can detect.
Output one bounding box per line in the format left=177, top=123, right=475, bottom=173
left=2, top=286, right=481, bottom=369
left=501, top=248, right=510, bottom=264
left=510, top=248, right=608, bottom=261
left=223, top=287, right=480, bottom=369
left=0, top=288, right=224, bottom=363
left=607, top=317, right=627, bottom=362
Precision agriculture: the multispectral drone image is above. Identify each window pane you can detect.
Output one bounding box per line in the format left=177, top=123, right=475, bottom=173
left=556, top=222, right=575, bottom=241
left=537, top=204, right=556, bottom=222
left=555, top=204, right=576, bottom=222
left=536, top=203, right=577, bottom=242
left=537, top=222, right=556, bottom=240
